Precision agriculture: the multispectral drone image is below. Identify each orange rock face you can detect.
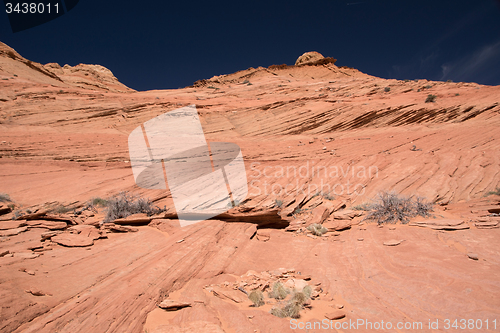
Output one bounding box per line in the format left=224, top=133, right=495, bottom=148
left=1, top=41, right=500, bottom=332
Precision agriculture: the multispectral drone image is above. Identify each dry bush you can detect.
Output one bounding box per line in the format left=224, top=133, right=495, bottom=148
left=302, top=285, right=312, bottom=299
left=291, top=291, right=308, bottom=305
left=269, top=287, right=311, bottom=319
left=270, top=306, right=287, bottom=318
left=283, top=301, right=302, bottom=318
left=248, top=290, right=264, bottom=307
left=268, top=282, right=289, bottom=300
left=307, top=223, right=328, bottom=236
left=89, top=197, right=108, bottom=208
left=364, top=191, right=434, bottom=224
left=104, top=192, right=165, bottom=222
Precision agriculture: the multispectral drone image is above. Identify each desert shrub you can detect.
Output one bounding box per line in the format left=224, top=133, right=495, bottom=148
left=270, top=288, right=310, bottom=319
left=307, top=223, right=328, bottom=236
left=0, top=193, right=12, bottom=202
left=90, top=197, right=108, bottom=207
left=425, top=94, right=436, bottom=103
left=322, top=192, right=335, bottom=201
left=269, top=282, right=289, bottom=300
left=104, top=192, right=164, bottom=222
left=274, top=199, right=283, bottom=208
left=414, top=196, right=434, bottom=218
left=384, top=87, right=391, bottom=92
left=292, top=207, right=303, bottom=215
left=302, top=285, right=312, bottom=299
left=352, top=203, right=371, bottom=211
left=364, top=191, right=434, bottom=224
left=291, top=291, right=308, bottom=305
left=486, top=188, right=500, bottom=196
left=270, top=306, right=287, bottom=318
left=248, top=290, right=264, bottom=307
left=11, top=210, right=22, bottom=220
left=53, top=205, right=72, bottom=214
left=283, top=301, right=302, bottom=318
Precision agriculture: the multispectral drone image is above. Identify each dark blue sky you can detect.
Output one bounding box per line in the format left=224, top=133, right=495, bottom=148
left=1, top=0, right=500, bottom=90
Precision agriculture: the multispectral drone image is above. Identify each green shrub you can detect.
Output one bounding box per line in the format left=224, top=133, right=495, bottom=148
left=364, top=191, right=434, bottom=224
left=53, top=205, right=72, bottom=214
left=90, top=197, right=108, bottom=207
left=384, top=87, right=391, bottom=92
left=486, top=188, right=500, bottom=196
left=425, top=94, right=436, bottom=103
left=307, top=223, right=328, bottom=236
left=274, top=199, right=283, bottom=208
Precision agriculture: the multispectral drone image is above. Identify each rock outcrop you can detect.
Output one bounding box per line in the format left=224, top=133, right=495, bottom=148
left=0, top=41, right=500, bottom=333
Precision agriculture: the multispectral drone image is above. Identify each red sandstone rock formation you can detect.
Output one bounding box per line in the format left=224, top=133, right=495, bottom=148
left=0, top=42, right=499, bottom=332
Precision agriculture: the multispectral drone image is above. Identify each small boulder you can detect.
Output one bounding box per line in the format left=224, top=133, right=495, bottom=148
left=295, top=51, right=324, bottom=66
left=325, top=310, right=346, bottom=320
left=27, top=220, right=67, bottom=230
left=51, top=233, right=94, bottom=247
left=383, top=240, right=402, bottom=246
left=113, top=213, right=151, bottom=225
left=467, top=253, right=479, bottom=260
left=332, top=210, right=363, bottom=220
left=158, top=299, right=191, bottom=311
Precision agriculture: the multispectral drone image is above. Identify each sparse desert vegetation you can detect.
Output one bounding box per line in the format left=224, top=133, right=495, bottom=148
left=364, top=191, right=434, bottom=224
left=104, top=192, right=165, bottom=222
left=425, top=94, right=437, bottom=103
left=269, top=285, right=311, bottom=319
left=248, top=290, right=265, bottom=307
left=0, top=193, right=12, bottom=202
left=486, top=188, right=500, bottom=196
left=1, top=41, right=500, bottom=333
left=306, top=223, right=328, bottom=236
